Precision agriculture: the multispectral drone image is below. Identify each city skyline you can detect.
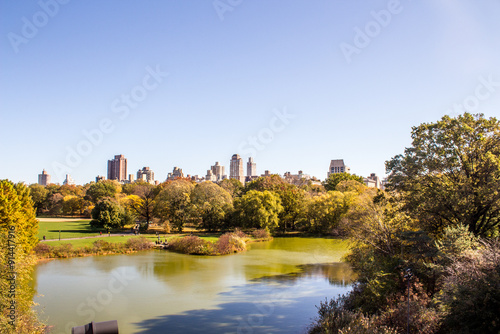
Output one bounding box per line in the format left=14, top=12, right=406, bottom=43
left=1, top=1, right=500, bottom=185
left=35, top=154, right=373, bottom=186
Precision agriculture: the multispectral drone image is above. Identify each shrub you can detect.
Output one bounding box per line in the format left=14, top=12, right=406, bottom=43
left=215, top=233, right=246, bottom=255
left=125, top=237, right=153, bottom=251
left=308, top=297, right=398, bottom=334
left=438, top=240, right=500, bottom=333
left=233, top=228, right=247, bottom=239
left=33, top=243, right=51, bottom=255
left=167, top=236, right=214, bottom=255
left=251, top=228, right=272, bottom=241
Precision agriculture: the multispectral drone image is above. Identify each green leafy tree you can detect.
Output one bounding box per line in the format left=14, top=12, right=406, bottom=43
left=1, top=180, right=44, bottom=333
left=322, top=172, right=364, bottom=191
left=234, top=190, right=283, bottom=231
left=28, top=184, right=49, bottom=215
left=156, top=179, right=194, bottom=232
left=245, top=175, right=306, bottom=232
left=300, top=190, right=354, bottom=234
left=90, top=199, right=126, bottom=230
left=85, top=180, right=121, bottom=204
left=386, top=113, right=500, bottom=237
left=191, top=182, right=233, bottom=232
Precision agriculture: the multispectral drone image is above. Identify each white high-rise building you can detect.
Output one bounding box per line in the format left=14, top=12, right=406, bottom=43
left=230, top=154, right=245, bottom=183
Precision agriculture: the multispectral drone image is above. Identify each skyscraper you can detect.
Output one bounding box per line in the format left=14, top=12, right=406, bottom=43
left=327, top=159, right=350, bottom=177
left=63, top=174, right=75, bottom=186
left=137, top=167, right=155, bottom=183
left=38, top=169, right=51, bottom=186
left=230, top=154, right=245, bottom=183
left=107, top=154, right=127, bottom=181
left=247, top=157, right=256, bottom=178
left=211, top=161, right=226, bottom=181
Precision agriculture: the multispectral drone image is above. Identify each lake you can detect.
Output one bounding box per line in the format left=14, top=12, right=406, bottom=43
left=33, top=237, right=353, bottom=334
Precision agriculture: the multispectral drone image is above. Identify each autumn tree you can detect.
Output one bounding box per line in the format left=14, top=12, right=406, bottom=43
left=386, top=113, right=500, bottom=237
left=123, top=182, right=159, bottom=229
left=0, top=180, right=44, bottom=333
left=218, top=178, right=243, bottom=198
left=322, top=172, right=364, bottom=191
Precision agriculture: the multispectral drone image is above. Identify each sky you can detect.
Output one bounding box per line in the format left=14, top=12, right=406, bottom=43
left=1, top=0, right=500, bottom=185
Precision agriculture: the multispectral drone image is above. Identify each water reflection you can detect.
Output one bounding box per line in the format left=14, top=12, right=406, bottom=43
left=34, top=238, right=352, bottom=334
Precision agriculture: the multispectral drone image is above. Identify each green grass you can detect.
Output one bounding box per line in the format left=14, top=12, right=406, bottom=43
left=41, top=234, right=221, bottom=249
left=38, top=219, right=101, bottom=240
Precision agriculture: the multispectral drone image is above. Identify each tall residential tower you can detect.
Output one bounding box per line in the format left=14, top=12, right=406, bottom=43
left=107, top=154, right=127, bottom=181
left=230, top=154, right=245, bottom=183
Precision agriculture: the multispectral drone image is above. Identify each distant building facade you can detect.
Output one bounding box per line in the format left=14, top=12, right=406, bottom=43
left=364, top=173, right=382, bottom=189
left=247, top=157, right=257, bottom=181
left=107, top=154, right=127, bottom=181
left=211, top=161, right=226, bottom=181
left=137, top=167, right=155, bottom=183
left=95, top=176, right=105, bottom=182
left=230, top=154, right=245, bottom=183
left=167, top=167, right=184, bottom=180
left=284, top=170, right=311, bottom=186
left=328, top=159, right=350, bottom=177
left=63, top=174, right=75, bottom=186
left=38, top=169, right=51, bottom=186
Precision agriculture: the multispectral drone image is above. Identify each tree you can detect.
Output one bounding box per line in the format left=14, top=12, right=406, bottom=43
left=386, top=113, right=500, bottom=237
left=300, top=190, right=354, bottom=234
left=123, top=183, right=159, bottom=229
left=244, top=175, right=306, bottom=232
left=85, top=180, right=121, bottom=204
left=90, top=199, right=126, bottom=230
left=190, top=182, right=233, bottom=232
left=218, top=178, right=243, bottom=198
left=234, top=190, right=283, bottom=231
left=322, top=172, right=364, bottom=191
left=156, top=179, right=194, bottom=232
left=1, top=180, right=44, bottom=333
left=28, top=184, right=49, bottom=215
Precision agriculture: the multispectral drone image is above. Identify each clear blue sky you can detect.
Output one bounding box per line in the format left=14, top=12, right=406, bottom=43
left=1, top=0, right=500, bottom=185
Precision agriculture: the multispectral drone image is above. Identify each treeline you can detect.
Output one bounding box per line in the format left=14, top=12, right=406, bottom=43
left=309, top=113, right=500, bottom=334
left=29, top=171, right=368, bottom=234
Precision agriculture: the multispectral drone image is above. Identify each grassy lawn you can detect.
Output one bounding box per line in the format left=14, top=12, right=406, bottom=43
left=37, top=219, right=102, bottom=240
left=41, top=234, right=219, bottom=249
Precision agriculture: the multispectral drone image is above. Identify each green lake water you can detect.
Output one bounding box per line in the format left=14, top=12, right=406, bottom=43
left=33, top=237, right=354, bottom=334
